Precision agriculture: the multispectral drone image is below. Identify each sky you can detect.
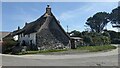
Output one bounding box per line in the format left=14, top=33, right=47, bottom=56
left=2, top=2, right=118, bottom=32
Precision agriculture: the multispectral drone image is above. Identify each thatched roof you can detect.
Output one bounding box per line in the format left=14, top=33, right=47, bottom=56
left=0, top=32, right=10, bottom=39
left=20, top=15, right=46, bottom=34
left=12, top=5, right=70, bottom=39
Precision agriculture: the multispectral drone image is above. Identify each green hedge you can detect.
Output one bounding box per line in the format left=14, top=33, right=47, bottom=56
left=2, top=39, right=18, bottom=54
left=83, top=32, right=111, bottom=46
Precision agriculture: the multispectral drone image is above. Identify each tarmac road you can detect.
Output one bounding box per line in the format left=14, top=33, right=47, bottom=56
left=2, top=54, right=118, bottom=66
left=1, top=44, right=120, bottom=66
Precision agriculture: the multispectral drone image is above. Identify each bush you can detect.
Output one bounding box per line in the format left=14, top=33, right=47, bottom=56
left=92, top=36, right=102, bottom=46
left=2, top=39, right=18, bottom=54
left=101, top=36, right=111, bottom=44
left=82, top=32, right=111, bottom=46
left=111, top=38, right=120, bottom=44
left=83, top=36, right=93, bottom=46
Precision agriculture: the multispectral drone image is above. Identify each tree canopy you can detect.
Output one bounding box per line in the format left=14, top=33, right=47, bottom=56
left=110, top=7, right=120, bottom=26
left=69, top=30, right=82, bottom=37
left=86, top=12, right=109, bottom=33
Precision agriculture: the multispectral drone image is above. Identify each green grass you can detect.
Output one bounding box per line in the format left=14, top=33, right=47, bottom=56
left=77, top=45, right=117, bottom=52
left=17, top=49, right=68, bottom=55
left=16, top=45, right=117, bottom=55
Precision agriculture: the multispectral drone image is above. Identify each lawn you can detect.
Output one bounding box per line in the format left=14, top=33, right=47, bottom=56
left=76, top=45, right=117, bottom=52
left=16, top=45, right=117, bottom=55
left=16, top=49, right=68, bottom=55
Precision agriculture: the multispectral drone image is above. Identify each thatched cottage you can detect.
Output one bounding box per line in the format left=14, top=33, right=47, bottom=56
left=11, top=5, right=71, bottom=50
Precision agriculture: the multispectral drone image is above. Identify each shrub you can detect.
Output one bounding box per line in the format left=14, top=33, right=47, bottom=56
left=92, top=36, right=102, bottom=46
left=83, top=36, right=93, bottom=46
left=101, top=36, right=111, bottom=44
left=2, top=39, right=18, bottom=54
left=82, top=32, right=111, bottom=46
left=111, top=38, right=120, bottom=44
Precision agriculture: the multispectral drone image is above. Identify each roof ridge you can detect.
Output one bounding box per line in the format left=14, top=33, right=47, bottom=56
left=37, top=16, right=53, bottom=33
left=51, top=13, right=70, bottom=39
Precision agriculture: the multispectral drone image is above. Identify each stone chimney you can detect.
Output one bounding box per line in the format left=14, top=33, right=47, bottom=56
left=18, top=26, right=20, bottom=30
left=46, top=5, right=51, bottom=15
left=25, top=22, right=28, bottom=26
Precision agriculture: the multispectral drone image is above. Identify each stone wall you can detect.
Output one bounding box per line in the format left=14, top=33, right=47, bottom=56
left=36, top=17, right=70, bottom=50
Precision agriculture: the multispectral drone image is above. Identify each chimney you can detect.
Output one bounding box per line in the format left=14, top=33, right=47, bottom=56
left=46, top=5, right=51, bottom=15
left=18, top=26, right=20, bottom=30
left=25, top=22, right=28, bottom=26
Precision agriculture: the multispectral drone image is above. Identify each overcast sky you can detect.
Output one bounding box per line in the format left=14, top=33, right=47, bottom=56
left=2, top=2, right=118, bottom=32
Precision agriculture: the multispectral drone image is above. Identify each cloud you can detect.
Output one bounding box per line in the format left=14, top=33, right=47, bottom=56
left=59, top=5, right=93, bottom=21
left=58, top=2, right=118, bottom=32
left=106, top=23, right=118, bottom=32
left=9, top=7, right=39, bottom=29
left=59, top=2, right=118, bottom=22
left=13, top=7, right=37, bottom=23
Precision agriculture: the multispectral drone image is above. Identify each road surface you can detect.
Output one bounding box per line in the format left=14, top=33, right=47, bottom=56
left=1, top=44, right=120, bottom=66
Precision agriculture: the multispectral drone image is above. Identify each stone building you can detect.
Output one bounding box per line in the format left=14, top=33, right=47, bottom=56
left=11, top=5, right=71, bottom=50
left=70, top=37, right=83, bottom=49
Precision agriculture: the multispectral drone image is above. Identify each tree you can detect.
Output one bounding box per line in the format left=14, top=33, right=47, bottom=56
left=101, top=36, right=111, bottom=45
left=86, top=12, right=110, bottom=33
left=110, top=7, right=120, bottom=26
left=83, top=36, right=93, bottom=46
left=106, top=30, right=117, bottom=40
left=106, top=30, right=120, bottom=44
left=70, top=30, right=82, bottom=37
left=102, top=31, right=110, bottom=37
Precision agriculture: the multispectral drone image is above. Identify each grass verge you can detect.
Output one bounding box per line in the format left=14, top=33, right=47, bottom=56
left=77, top=45, right=117, bottom=52
left=16, top=45, right=117, bottom=55
left=16, top=49, right=68, bottom=55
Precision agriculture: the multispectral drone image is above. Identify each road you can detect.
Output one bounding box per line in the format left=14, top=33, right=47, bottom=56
left=1, top=44, right=120, bottom=66
left=2, top=54, right=118, bottom=66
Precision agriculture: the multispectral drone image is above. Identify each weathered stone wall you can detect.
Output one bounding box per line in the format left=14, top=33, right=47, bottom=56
left=36, top=17, right=70, bottom=50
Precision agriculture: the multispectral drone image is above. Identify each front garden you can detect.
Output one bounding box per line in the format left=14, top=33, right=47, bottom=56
left=13, top=45, right=116, bottom=55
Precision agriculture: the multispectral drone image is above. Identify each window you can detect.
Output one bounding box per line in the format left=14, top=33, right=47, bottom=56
left=30, top=40, right=32, bottom=45
left=21, top=34, right=22, bottom=37
left=23, top=34, right=25, bottom=37
left=28, top=34, right=30, bottom=37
